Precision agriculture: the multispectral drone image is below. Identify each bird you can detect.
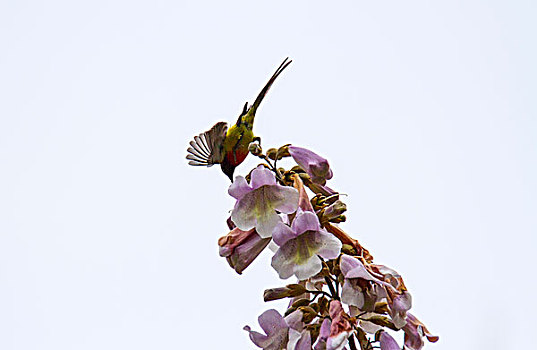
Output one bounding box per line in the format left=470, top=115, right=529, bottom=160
left=186, top=57, right=292, bottom=180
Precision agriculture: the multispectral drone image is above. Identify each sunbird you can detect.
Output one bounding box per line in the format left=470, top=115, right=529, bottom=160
left=186, top=58, right=292, bottom=180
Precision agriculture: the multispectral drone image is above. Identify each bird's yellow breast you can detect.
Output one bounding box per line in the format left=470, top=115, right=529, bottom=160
left=222, top=123, right=254, bottom=166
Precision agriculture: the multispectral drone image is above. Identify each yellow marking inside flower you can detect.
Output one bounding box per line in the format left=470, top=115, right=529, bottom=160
left=294, top=234, right=314, bottom=264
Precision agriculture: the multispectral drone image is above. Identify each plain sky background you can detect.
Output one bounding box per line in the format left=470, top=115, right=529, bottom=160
left=1, top=1, right=536, bottom=349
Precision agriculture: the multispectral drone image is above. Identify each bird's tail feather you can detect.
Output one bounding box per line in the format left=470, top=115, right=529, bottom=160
left=244, top=57, right=292, bottom=125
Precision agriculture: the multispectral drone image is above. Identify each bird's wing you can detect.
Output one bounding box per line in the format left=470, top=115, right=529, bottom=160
left=186, top=122, right=228, bottom=166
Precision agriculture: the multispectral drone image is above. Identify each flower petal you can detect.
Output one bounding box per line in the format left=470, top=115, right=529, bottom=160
left=258, top=309, right=287, bottom=337
left=251, top=165, right=277, bottom=189
left=228, top=175, right=252, bottom=199
left=289, top=146, right=332, bottom=185
left=268, top=185, right=299, bottom=214
left=291, top=210, right=320, bottom=234
left=228, top=231, right=271, bottom=274
left=326, top=332, right=349, bottom=350
left=272, top=248, right=295, bottom=279
left=316, top=230, right=342, bottom=260
left=256, top=206, right=282, bottom=238
left=273, top=222, right=298, bottom=247
left=243, top=326, right=270, bottom=348
left=294, top=254, right=322, bottom=281
left=341, top=280, right=364, bottom=308
left=295, top=331, right=312, bottom=350
left=231, top=191, right=257, bottom=231
left=380, top=332, right=400, bottom=350
left=285, top=310, right=304, bottom=332
left=340, top=255, right=381, bottom=282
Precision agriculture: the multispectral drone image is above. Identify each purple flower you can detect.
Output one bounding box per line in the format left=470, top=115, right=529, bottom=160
left=218, top=227, right=271, bottom=274
left=340, top=255, right=391, bottom=310
left=289, top=146, right=333, bottom=185
left=369, top=264, right=413, bottom=328
left=314, top=305, right=353, bottom=350
left=244, top=309, right=312, bottom=350
left=288, top=330, right=312, bottom=350
left=402, top=313, right=439, bottom=350
left=229, top=165, right=299, bottom=238
left=314, top=318, right=331, bottom=350
left=244, top=309, right=289, bottom=350
left=271, top=209, right=342, bottom=280
left=379, top=331, right=400, bottom=350
left=327, top=301, right=352, bottom=350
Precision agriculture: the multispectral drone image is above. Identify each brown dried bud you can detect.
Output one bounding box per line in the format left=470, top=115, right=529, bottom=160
left=341, top=244, right=358, bottom=256
left=263, top=284, right=307, bottom=302
left=276, top=145, right=291, bottom=159
left=363, top=315, right=398, bottom=331
left=318, top=296, right=329, bottom=315
left=299, top=306, right=318, bottom=324
left=284, top=306, right=297, bottom=316
left=248, top=142, right=263, bottom=156
left=292, top=298, right=311, bottom=308
left=291, top=165, right=305, bottom=173
left=305, top=323, right=321, bottom=344
left=331, top=215, right=346, bottom=223
left=309, top=302, right=320, bottom=314
left=374, top=301, right=389, bottom=314
left=374, top=329, right=383, bottom=342
left=356, top=327, right=370, bottom=350
left=266, top=148, right=278, bottom=160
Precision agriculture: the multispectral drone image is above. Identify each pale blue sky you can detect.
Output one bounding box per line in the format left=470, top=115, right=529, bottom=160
left=1, top=1, right=536, bottom=349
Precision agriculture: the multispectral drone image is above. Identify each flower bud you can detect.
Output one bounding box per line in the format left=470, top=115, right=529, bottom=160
left=263, top=284, right=308, bottom=302
left=276, top=145, right=291, bottom=159
left=248, top=142, right=262, bottom=156
left=266, top=148, right=278, bottom=160
left=292, top=298, right=311, bottom=308
left=299, top=306, right=317, bottom=323
left=321, top=200, right=347, bottom=223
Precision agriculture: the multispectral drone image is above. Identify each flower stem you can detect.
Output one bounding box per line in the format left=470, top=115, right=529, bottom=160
left=324, top=276, right=339, bottom=300
left=348, top=334, right=358, bottom=350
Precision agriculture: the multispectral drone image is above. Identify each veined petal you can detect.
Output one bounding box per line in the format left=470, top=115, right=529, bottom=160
left=228, top=175, right=252, bottom=199
left=341, top=280, right=364, bottom=308
left=291, top=210, right=320, bottom=234
left=231, top=192, right=257, bottom=231
left=285, top=310, right=304, bottom=332
left=258, top=309, right=287, bottom=336
left=289, top=146, right=333, bottom=185
left=273, top=222, right=298, bottom=246
left=314, top=318, right=331, bottom=350
left=287, top=329, right=302, bottom=350
left=256, top=206, right=282, bottom=238
left=316, top=230, right=342, bottom=260
left=380, top=332, right=400, bottom=350
left=251, top=165, right=277, bottom=189
left=243, top=326, right=270, bottom=347
left=272, top=248, right=295, bottom=279
left=295, top=331, right=312, bottom=350
left=326, top=332, right=349, bottom=350
left=268, top=185, right=299, bottom=214
left=294, top=254, right=322, bottom=281
left=340, top=255, right=381, bottom=282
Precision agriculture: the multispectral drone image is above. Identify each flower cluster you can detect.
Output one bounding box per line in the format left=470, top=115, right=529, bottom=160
left=214, top=145, right=438, bottom=350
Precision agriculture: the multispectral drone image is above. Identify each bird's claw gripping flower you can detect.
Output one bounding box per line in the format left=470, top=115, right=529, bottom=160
left=229, top=165, right=299, bottom=238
